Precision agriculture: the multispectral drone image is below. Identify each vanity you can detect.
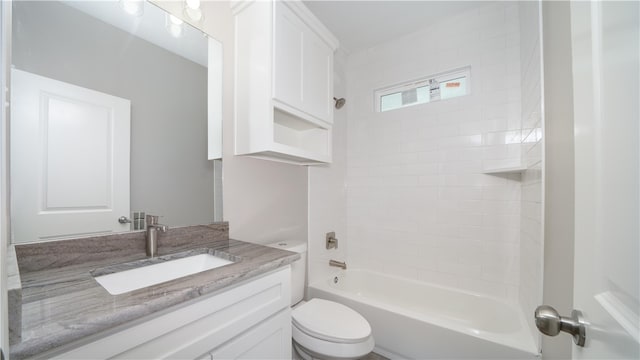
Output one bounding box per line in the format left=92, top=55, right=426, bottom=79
left=8, top=223, right=299, bottom=359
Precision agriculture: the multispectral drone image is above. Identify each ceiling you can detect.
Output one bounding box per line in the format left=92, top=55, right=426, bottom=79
left=304, top=1, right=490, bottom=53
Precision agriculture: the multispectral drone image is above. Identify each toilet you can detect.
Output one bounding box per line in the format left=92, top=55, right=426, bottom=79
left=267, top=240, right=375, bottom=360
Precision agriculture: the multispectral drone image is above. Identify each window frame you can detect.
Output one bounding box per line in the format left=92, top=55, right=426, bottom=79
left=374, top=66, right=471, bottom=113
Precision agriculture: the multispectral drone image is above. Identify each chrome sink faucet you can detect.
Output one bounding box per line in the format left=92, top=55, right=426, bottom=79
left=146, top=215, right=168, bottom=257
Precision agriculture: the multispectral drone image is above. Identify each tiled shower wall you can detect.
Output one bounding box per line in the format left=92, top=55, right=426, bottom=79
left=308, top=49, right=349, bottom=287
left=345, top=3, right=524, bottom=301
left=518, top=0, right=544, bottom=343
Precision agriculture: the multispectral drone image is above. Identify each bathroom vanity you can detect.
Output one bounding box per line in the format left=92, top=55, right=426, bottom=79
left=8, top=223, right=298, bottom=359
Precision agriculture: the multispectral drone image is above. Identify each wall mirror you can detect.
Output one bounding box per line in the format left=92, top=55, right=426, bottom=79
left=10, top=0, right=222, bottom=244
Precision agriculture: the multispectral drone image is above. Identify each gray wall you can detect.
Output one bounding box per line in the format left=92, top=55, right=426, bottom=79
left=542, top=1, right=575, bottom=359
left=12, top=1, right=213, bottom=228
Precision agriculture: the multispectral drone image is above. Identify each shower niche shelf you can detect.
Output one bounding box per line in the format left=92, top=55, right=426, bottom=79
left=232, top=0, right=339, bottom=165
left=483, top=164, right=528, bottom=175
left=483, top=158, right=527, bottom=175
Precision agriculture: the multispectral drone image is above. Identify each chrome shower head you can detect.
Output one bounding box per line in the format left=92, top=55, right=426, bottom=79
left=333, top=97, right=346, bottom=109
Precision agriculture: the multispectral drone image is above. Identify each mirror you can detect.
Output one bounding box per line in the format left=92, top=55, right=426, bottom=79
left=10, top=0, right=222, bottom=243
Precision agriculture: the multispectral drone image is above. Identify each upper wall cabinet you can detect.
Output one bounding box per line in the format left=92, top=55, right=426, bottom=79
left=232, top=0, right=339, bottom=165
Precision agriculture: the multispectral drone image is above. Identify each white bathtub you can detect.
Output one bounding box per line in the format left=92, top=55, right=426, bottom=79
left=308, top=269, right=539, bottom=359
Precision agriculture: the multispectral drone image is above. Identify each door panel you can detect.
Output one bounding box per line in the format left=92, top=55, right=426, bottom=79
left=571, top=1, right=639, bottom=358
left=210, top=309, right=291, bottom=360
left=302, top=27, right=332, bottom=124
left=44, top=95, right=112, bottom=209
left=11, top=69, right=130, bottom=242
left=273, top=2, right=303, bottom=108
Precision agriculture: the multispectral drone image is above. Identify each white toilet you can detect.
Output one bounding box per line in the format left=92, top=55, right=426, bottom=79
left=267, top=240, right=375, bottom=360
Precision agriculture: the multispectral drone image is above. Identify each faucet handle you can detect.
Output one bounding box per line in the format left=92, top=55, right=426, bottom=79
left=145, top=214, right=159, bottom=225
left=326, top=232, right=338, bottom=249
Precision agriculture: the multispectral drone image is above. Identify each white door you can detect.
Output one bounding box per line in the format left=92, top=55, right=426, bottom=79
left=570, top=1, right=639, bottom=358
left=11, top=69, right=131, bottom=243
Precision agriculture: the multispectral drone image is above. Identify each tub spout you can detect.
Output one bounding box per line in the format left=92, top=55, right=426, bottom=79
left=329, top=259, right=347, bottom=270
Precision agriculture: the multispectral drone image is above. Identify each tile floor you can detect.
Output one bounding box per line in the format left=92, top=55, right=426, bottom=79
left=361, top=351, right=390, bottom=360
left=292, top=344, right=389, bottom=360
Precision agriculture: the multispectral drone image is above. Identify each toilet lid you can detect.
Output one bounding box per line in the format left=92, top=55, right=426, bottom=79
left=292, top=298, right=372, bottom=344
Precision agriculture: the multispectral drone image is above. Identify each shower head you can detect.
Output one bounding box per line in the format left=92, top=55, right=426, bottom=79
left=333, top=97, right=346, bottom=109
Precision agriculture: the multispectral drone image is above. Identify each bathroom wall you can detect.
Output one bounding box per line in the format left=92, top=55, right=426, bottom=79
left=307, top=48, right=349, bottom=286
left=517, top=0, right=544, bottom=346
left=12, top=1, right=213, bottom=227
left=156, top=1, right=309, bottom=246
left=344, top=2, right=523, bottom=301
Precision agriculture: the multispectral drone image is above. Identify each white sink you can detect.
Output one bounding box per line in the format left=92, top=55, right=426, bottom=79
left=94, top=253, right=234, bottom=295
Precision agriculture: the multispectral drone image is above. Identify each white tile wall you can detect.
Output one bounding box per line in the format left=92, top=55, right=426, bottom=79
left=518, top=0, right=544, bottom=347
left=345, top=2, right=524, bottom=302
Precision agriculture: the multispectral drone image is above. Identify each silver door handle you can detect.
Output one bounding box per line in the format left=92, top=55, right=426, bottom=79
left=118, top=216, right=132, bottom=224
left=535, top=305, right=586, bottom=346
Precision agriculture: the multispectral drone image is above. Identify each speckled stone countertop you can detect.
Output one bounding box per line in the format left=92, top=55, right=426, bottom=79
left=9, top=223, right=299, bottom=359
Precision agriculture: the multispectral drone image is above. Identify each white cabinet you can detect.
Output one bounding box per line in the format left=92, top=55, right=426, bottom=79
left=49, top=268, right=291, bottom=360
left=273, top=2, right=333, bottom=123
left=233, top=0, right=339, bottom=165
left=210, top=310, right=290, bottom=359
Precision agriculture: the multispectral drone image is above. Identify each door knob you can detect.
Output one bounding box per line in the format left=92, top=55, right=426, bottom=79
left=118, top=216, right=132, bottom=224
left=535, top=305, right=586, bottom=346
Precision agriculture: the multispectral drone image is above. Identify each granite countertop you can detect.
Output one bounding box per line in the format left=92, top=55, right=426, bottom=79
left=9, top=223, right=299, bottom=359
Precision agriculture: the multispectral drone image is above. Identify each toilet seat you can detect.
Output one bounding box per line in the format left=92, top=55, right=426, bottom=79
left=292, top=299, right=374, bottom=358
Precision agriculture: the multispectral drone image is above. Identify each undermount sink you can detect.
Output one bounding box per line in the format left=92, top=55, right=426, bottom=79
left=93, top=252, right=235, bottom=295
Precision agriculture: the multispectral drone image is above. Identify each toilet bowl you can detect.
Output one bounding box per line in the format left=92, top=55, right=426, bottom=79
left=292, top=298, right=374, bottom=359
left=266, top=240, right=375, bottom=360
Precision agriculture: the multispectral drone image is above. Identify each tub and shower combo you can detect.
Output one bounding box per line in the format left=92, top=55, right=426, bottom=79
left=309, top=269, right=539, bottom=359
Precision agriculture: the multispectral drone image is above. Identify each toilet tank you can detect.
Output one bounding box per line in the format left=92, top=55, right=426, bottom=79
left=266, top=239, right=307, bottom=305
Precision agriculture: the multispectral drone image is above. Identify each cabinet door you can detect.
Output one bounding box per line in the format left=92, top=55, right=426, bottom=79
left=273, top=2, right=333, bottom=125
left=273, top=2, right=303, bottom=109
left=211, top=309, right=291, bottom=360
left=302, top=27, right=333, bottom=124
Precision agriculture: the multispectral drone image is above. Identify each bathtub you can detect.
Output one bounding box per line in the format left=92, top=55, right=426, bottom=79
left=308, top=269, right=540, bottom=359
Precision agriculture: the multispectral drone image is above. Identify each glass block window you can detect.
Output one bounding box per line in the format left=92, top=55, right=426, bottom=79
left=375, top=67, right=470, bottom=112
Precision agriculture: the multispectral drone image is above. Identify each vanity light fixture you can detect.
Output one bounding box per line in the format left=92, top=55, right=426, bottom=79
left=119, top=0, right=144, bottom=17
left=166, top=14, right=184, bottom=38
left=184, top=0, right=204, bottom=23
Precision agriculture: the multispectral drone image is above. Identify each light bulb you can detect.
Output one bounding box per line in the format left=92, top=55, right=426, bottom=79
left=185, top=0, right=200, bottom=10
left=183, top=0, right=203, bottom=23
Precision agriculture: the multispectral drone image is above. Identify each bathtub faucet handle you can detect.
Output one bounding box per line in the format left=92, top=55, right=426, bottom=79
left=326, top=232, right=338, bottom=250
left=329, top=259, right=346, bottom=269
